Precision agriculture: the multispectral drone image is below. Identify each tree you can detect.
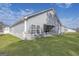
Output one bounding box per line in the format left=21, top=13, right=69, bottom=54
left=0, top=22, right=4, bottom=32
left=76, top=28, right=79, bottom=32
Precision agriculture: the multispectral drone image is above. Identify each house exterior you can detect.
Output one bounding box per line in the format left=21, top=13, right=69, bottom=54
left=0, top=22, right=10, bottom=34
left=61, top=26, right=76, bottom=33
left=10, top=8, right=63, bottom=40
left=3, top=26, right=10, bottom=34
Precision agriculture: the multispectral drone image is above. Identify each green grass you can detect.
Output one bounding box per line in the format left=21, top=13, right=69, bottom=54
left=0, top=33, right=79, bottom=56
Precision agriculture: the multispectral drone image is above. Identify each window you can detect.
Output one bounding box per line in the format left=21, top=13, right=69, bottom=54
left=37, top=25, right=40, bottom=34
left=30, top=25, right=40, bottom=35
left=30, top=25, right=36, bottom=34
left=31, top=25, right=35, bottom=29
left=44, top=24, right=55, bottom=33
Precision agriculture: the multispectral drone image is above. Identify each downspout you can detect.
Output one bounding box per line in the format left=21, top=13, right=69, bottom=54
left=23, top=17, right=27, bottom=40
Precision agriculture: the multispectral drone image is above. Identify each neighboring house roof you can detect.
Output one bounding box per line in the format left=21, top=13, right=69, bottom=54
left=11, top=8, right=62, bottom=27
left=0, top=22, right=9, bottom=28
left=0, top=22, right=5, bottom=27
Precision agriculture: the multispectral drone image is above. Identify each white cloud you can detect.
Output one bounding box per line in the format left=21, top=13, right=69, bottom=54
left=0, top=3, right=34, bottom=25
left=0, top=3, right=11, bottom=8
left=65, top=3, right=72, bottom=8
left=56, top=3, right=72, bottom=8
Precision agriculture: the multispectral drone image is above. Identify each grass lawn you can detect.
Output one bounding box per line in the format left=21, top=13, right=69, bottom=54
left=0, top=33, right=79, bottom=56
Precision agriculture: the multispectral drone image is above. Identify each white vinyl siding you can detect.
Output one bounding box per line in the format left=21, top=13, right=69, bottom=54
left=26, top=12, right=47, bottom=33
left=9, top=9, right=62, bottom=40
left=10, top=21, right=24, bottom=39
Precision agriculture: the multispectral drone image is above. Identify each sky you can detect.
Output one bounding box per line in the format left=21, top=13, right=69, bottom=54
left=0, top=3, right=79, bottom=28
